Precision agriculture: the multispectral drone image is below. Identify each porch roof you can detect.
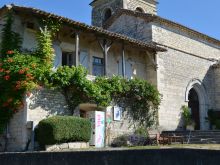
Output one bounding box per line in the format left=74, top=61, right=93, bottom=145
left=0, top=4, right=166, bottom=52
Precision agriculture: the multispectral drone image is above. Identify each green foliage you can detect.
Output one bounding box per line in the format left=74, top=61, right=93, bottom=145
left=49, top=70, right=161, bottom=129
left=40, top=18, right=61, bottom=37
left=0, top=12, right=22, bottom=56
left=0, top=14, right=54, bottom=133
left=48, top=66, right=107, bottom=113
left=35, top=116, right=91, bottom=146
left=95, top=76, right=161, bottom=128
left=134, top=126, right=149, bottom=138
left=35, top=27, right=54, bottom=67
left=111, top=135, right=128, bottom=147
left=182, top=105, right=194, bottom=127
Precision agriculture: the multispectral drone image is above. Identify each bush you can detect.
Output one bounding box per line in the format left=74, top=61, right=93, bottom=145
left=111, top=135, right=128, bottom=147
left=111, top=132, right=150, bottom=147
left=35, top=116, right=91, bottom=146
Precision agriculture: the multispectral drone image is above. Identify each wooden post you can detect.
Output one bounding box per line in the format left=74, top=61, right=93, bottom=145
left=98, top=39, right=113, bottom=76
left=122, top=43, right=126, bottom=78
left=75, top=32, right=79, bottom=66
left=103, top=40, right=108, bottom=76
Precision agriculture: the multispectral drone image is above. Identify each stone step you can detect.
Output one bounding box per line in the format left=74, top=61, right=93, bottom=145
left=161, top=131, right=220, bottom=144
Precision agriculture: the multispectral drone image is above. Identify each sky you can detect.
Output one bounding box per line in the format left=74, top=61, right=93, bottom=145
left=0, top=0, right=220, bottom=40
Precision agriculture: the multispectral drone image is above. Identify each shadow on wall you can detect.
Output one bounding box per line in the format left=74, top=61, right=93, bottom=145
left=175, top=65, right=214, bottom=131
left=28, top=88, right=71, bottom=119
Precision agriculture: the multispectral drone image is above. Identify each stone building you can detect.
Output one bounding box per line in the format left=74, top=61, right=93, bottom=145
left=0, top=0, right=220, bottom=151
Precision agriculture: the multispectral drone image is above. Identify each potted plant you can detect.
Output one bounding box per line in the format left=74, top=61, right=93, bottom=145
left=182, top=105, right=195, bottom=131
left=207, top=109, right=217, bottom=130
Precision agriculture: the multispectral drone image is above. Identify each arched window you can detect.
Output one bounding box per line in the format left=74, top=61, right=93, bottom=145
left=135, top=7, right=144, bottom=13
left=104, top=8, right=112, bottom=22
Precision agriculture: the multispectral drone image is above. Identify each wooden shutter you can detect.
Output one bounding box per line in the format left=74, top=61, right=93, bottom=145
left=80, top=51, right=89, bottom=70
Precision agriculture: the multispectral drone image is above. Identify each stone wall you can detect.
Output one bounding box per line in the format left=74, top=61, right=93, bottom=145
left=91, top=0, right=123, bottom=27
left=108, top=13, right=220, bottom=130
left=1, top=149, right=220, bottom=165
left=152, top=24, right=220, bottom=59
left=213, top=66, right=220, bottom=110
left=91, top=0, right=157, bottom=27
left=152, top=25, right=218, bottom=130
left=156, top=49, right=214, bottom=130
left=0, top=106, right=28, bottom=152
left=125, top=0, right=157, bottom=14
left=0, top=89, right=69, bottom=152
left=108, top=14, right=152, bottom=42
left=27, top=88, right=70, bottom=125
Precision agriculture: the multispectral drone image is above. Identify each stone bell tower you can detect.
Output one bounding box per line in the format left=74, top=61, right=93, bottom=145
left=90, top=0, right=157, bottom=27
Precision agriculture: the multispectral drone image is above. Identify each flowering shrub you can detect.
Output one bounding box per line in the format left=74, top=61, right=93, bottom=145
left=0, top=13, right=54, bottom=133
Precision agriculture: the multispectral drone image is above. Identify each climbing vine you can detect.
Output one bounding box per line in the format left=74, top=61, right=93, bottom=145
left=48, top=68, right=161, bottom=128
left=0, top=13, right=161, bottom=133
left=0, top=13, right=54, bottom=133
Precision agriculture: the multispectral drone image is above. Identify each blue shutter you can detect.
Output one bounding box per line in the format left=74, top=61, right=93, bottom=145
left=80, top=51, right=89, bottom=70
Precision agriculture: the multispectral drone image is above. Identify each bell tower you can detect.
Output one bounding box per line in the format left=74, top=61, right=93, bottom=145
left=90, top=0, right=157, bottom=27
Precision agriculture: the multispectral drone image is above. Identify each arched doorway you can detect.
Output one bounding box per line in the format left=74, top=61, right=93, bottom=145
left=188, top=88, right=200, bottom=130
left=185, top=79, right=210, bottom=130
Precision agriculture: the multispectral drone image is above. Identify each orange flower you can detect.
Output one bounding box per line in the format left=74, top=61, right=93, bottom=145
left=7, top=58, right=14, bottom=63
left=16, top=81, right=21, bottom=85
left=18, top=69, right=25, bottom=74
left=15, top=84, right=21, bottom=90
left=7, top=98, right=13, bottom=103
left=5, top=70, right=10, bottom=74
left=26, top=73, right=32, bottom=78
left=4, top=75, right=10, bottom=80
left=6, top=50, right=14, bottom=55
left=0, top=68, right=4, bottom=72
left=24, top=68, right=29, bottom=71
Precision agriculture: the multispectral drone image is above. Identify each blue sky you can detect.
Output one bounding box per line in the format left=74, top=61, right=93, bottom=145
left=0, top=0, right=220, bottom=39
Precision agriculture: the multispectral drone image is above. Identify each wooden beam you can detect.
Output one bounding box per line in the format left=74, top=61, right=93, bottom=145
left=98, top=38, right=113, bottom=76
left=122, top=43, right=126, bottom=78
left=75, top=32, right=80, bottom=67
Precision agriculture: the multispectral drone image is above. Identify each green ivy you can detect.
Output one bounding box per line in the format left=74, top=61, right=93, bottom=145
left=0, top=12, right=22, bottom=56
left=48, top=69, right=161, bottom=129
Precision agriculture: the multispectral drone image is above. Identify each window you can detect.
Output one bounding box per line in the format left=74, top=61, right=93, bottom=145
left=26, top=22, right=35, bottom=30
left=104, top=8, right=112, bottom=22
left=62, top=52, right=74, bottom=67
left=135, top=7, right=144, bottom=13
left=93, top=57, right=104, bottom=76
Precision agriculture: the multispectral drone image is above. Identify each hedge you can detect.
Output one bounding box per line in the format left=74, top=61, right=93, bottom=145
left=35, top=116, right=91, bottom=146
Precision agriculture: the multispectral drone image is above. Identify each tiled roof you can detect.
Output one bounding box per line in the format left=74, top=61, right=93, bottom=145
left=0, top=4, right=166, bottom=52
left=104, top=9, right=220, bottom=47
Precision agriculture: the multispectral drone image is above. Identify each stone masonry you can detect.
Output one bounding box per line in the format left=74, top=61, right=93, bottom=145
left=1, top=0, right=220, bottom=151
left=106, top=10, right=220, bottom=130
left=91, top=0, right=157, bottom=27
